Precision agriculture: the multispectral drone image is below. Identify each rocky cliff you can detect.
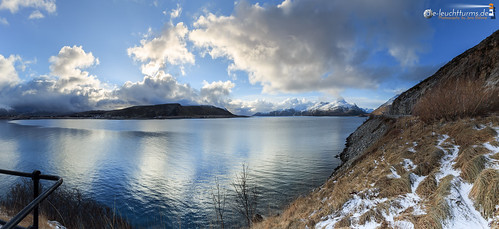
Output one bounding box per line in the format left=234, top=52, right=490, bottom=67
left=254, top=29, right=499, bottom=229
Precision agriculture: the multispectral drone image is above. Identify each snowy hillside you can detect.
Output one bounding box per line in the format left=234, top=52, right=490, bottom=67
left=255, top=116, right=499, bottom=228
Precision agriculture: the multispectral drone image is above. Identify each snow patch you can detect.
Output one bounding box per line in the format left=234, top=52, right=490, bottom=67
left=387, top=166, right=401, bottom=179
left=402, top=159, right=416, bottom=171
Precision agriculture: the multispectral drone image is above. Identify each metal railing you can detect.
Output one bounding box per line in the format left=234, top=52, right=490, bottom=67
left=0, top=169, right=63, bottom=229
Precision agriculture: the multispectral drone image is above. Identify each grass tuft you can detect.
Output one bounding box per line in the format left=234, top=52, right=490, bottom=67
left=416, top=173, right=437, bottom=199
left=414, top=149, right=444, bottom=176
left=461, top=155, right=488, bottom=183
left=469, top=169, right=499, bottom=219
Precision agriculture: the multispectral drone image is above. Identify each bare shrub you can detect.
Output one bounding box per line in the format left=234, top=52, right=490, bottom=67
left=232, top=164, right=259, bottom=228
left=212, top=177, right=227, bottom=229
left=413, top=79, right=499, bottom=123
left=0, top=179, right=131, bottom=229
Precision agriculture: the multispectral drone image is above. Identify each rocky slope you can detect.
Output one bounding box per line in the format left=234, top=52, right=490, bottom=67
left=390, top=30, right=499, bottom=116
left=254, top=30, right=499, bottom=229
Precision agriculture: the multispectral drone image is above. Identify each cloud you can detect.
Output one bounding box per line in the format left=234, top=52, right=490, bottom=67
left=0, top=0, right=56, bottom=14
left=28, top=10, right=44, bottom=19
left=0, top=54, right=21, bottom=87
left=127, top=22, right=194, bottom=76
left=0, top=17, right=8, bottom=25
left=398, top=64, right=441, bottom=81
left=170, top=4, right=182, bottom=19
left=189, top=0, right=431, bottom=94
left=224, top=97, right=315, bottom=116
left=0, top=45, right=238, bottom=114
left=114, top=71, right=198, bottom=106
left=200, top=80, right=234, bottom=107
left=48, top=45, right=103, bottom=93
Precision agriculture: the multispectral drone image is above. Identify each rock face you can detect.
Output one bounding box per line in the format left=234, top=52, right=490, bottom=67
left=389, top=29, right=499, bottom=115
left=335, top=116, right=394, bottom=174
left=371, top=94, right=398, bottom=116
left=70, top=103, right=237, bottom=119
left=338, top=29, right=499, bottom=172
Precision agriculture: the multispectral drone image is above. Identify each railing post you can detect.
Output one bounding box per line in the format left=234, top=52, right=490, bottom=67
left=32, top=170, right=41, bottom=229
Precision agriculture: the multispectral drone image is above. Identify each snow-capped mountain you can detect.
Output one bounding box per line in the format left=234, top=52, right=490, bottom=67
left=254, top=98, right=367, bottom=116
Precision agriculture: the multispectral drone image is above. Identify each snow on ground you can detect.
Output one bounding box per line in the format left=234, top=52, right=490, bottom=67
left=443, top=180, right=489, bottom=229
left=434, top=135, right=460, bottom=181
left=314, top=125, right=499, bottom=229
left=402, top=159, right=416, bottom=171
left=387, top=166, right=401, bottom=179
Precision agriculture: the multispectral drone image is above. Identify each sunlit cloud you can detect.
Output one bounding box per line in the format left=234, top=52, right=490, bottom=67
left=189, top=0, right=431, bottom=94
left=0, top=0, right=56, bottom=18
left=28, top=10, right=44, bottom=19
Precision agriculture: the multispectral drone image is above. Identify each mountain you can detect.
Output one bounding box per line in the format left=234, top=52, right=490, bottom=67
left=255, top=30, right=499, bottom=228
left=4, top=103, right=239, bottom=119
left=254, top=98, right=367, bottom=116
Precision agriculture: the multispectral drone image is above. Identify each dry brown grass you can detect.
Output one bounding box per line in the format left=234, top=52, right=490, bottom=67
left=413, top=78, right=499, bottom=123
left=442, top=121, right=498, bottom=148
left=469, top=169, right=499, bottom=219
left=461, top=155, right=488, bottom=183
left=376, top=174, right=412, bottom=199
left=334, top=215, right=351, bottom=228
left=0, top=212, right=55, bottom=229
left=416, top=173, right=437, bottom=199
left=1, top=180, right=132, bottom=229
left=454, top=146, right=489, bottom=170
left=358, top=209, right=384, bottom=225
left=253, top=116, right=499, bottom=229
left=415, top=175, right=454, bottom=229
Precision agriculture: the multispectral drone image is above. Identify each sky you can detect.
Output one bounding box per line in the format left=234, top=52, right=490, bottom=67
left=0, top=0, right=497, bottom=115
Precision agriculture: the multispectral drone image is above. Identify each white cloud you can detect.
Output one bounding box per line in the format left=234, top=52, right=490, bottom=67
left=114, top=71, right=197, bottom=105
left=0, top=54, right=21, bottom=87
left=28, top=10, right=44, bottom=19
left=170, top=4, right=182, bottom=19
left=189, top=0, right=430, bottom=94
left=200, top=80, right=234, bottom=107
left=0, top=17, right=8, bottom=25
left=49, top=45, right=99, bottom=77
left=127, top=22, right=194, bottom=76
left=48, top=45, right=104, bottom=94
left=0, top=0, right=56, bottom=14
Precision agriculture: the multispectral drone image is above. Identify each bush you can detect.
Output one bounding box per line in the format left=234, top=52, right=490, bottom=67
left=413, top=79, right=499, bottom=123
left=1, top=179, right=132, bottom=229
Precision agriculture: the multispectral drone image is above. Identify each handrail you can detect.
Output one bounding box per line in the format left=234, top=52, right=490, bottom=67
left=0, top=169, right=63, bottom=229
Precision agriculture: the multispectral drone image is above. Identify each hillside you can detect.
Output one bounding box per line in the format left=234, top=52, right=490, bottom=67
left=68, top=103, right=238, bottom=119
left=390, top=30, right=499, bottom=116
left=256, top=116, right=498, bottom=228
left=254, top=30, right=499, bottom=228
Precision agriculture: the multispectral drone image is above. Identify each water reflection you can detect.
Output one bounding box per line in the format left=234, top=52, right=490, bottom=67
left=4, top=117, right=365, bottom=227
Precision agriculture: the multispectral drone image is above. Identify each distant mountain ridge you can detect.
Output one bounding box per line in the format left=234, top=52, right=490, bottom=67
left=3, top=103, right=239, bottom=119
left=70, top=103, right=237, bottom=119
left=254, top=99, right=368, bottom=116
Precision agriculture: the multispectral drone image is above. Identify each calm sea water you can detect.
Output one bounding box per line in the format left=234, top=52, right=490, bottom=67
left=0, top=117, right=365, bottom=228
